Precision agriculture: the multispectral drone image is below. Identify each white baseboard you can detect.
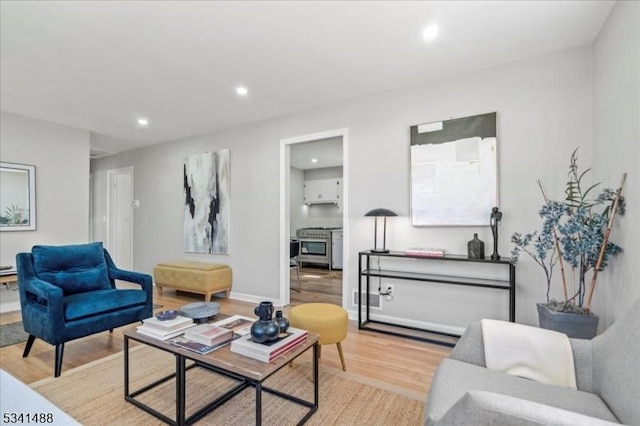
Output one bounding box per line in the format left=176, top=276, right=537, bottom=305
left=228, top=292, right=282, bottom=308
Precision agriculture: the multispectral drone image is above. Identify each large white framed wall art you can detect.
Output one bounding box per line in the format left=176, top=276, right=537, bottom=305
left=183, top=150, right=230, bottom=254
left=410, top=112, right=498, bottom=226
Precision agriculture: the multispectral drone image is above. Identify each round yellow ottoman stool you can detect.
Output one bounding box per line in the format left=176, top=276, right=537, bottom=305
left=289, top=303, right=348, bottom=371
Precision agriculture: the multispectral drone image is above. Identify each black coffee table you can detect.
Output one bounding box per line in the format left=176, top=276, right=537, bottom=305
left=123, top=326, right=319, bottom=425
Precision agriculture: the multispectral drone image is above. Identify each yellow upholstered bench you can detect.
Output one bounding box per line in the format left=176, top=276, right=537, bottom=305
left=153, top=261, right=232, bottom=302
left=289, top=303, right=348, bottom=371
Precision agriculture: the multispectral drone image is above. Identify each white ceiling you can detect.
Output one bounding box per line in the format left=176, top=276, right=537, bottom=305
left=290, top=137, right=343, bottom=170
left=0, top=1, right=614, bottom=155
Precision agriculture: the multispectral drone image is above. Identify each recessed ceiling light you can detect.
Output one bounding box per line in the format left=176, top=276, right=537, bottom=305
left=137, top=118, right=148, bottom=127
left=311, top=158, right=318, bottom=163
left=422, top=24, right=439, bottom=41
left=236, top=86, right=248, bottom=96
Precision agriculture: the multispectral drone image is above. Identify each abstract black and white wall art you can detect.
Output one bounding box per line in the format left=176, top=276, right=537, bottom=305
left=183, top=150, right=230, bottom=254
left=410, top=112, right=498, bottom=226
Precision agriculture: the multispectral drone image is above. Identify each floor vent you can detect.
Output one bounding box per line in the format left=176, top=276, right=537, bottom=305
left=352, top=291, right=381, bottom=309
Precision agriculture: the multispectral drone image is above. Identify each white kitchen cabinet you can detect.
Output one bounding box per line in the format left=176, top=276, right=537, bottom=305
left=332, top=230, right=343, bottom=269
left=303, top=178, right=340, bottom=204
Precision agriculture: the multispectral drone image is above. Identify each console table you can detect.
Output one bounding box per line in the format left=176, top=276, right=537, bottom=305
left=358, top=251, right=516, bottom=347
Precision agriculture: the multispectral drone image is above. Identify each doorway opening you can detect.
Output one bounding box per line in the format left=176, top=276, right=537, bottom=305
left=279, top=129, right=349, bottom=308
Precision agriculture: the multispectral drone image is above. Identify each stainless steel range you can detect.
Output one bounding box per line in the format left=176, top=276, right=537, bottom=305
left=296, top=227, right=337, bottom=269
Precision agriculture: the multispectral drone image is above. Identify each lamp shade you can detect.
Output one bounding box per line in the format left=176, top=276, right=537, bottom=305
left=365, top=208, right=397, bottom=217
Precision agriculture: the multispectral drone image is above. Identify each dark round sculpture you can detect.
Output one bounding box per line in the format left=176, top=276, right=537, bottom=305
left=250, top=301, right=281, bottom=343
left=250, top=319, right=280, bottom=343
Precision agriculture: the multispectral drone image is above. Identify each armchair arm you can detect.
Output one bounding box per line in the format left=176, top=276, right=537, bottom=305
left=108, top=267, right=153, bottom=291
left=449, top=321, right=486, bottom=366
left=437, top=391, right=618, bottom=426
left=102, top=249, right=152, bottom=292
left=16, top=253, right=65, bottom=340
left=102, top=250, right=153, bottom=318
left=21, top=276, right=64, bottom=306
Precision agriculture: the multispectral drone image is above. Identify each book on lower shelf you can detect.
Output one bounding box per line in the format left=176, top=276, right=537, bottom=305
left=169, top=336, right=236, bottom=355
left=136, top=322, right=196, bottom=341
left=231, top=327, right=309, bottom=362
left=184, top=324, right=234, bottom=346
left=141, top=315, right=194, bottom=332
left=405, top=247, right=445, bottom=257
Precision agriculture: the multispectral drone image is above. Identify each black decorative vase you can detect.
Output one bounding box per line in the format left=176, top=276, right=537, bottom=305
left=274, top=310, right=289, bottom=335
left=251, top=301, right=280, bottom=343
left=467, top=233, right=485, bottom=260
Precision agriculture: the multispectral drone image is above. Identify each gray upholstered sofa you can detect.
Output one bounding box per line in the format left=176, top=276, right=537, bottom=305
left=425, top=298, right=640, bottom=425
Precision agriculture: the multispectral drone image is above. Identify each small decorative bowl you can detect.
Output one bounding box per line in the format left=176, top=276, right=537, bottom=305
left=155, top=310, right=179, bottom=321
left=179, top=302, right=220, bottom=323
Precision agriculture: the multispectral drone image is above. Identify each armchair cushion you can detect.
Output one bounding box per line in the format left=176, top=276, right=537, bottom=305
left=64, top=289, right=147, bottom=321
left=32, top=242, right=111, bottom=295
left=426, top=358, right=619, bottom=425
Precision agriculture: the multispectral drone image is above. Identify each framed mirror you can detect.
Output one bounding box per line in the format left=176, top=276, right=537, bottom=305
left=0, top=162, right=36, bottom=231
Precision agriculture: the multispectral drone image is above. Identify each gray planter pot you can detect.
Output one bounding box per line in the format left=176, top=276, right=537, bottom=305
left=537, top=303, right=599, bottom=339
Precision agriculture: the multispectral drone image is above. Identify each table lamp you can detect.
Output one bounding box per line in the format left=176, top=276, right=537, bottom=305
left=365, top=208, right=397, bottom=253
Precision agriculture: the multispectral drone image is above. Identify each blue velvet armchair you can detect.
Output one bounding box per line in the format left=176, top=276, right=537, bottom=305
left=16, top=242, right=153, bottom=377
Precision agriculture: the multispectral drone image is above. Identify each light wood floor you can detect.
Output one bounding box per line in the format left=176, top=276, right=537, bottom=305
left=290, top=266, right=342, bottom=306
left=0, top=286, right=450, bottom=396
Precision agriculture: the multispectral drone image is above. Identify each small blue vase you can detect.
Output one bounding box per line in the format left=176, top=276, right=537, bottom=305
left=274, top=310, right=289, bottom=334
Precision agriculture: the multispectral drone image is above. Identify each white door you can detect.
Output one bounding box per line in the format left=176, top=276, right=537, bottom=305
left=106, top=166, right=133, bottom=270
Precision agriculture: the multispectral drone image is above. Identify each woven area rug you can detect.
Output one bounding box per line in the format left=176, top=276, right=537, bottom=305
left=30, top=345, right=425, bottom=425
left=0, top=322, right=28, bottom=347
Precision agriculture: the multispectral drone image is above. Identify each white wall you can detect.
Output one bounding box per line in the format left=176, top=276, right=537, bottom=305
left=91, top=46, right=596, bottom=328
left=289, top=167, right=305, bottom=236
left=592, top=0, right=640, bottom=327
left=0, top=112, right=90, bottom=311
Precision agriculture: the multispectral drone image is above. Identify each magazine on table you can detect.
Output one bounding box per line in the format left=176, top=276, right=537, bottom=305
left=405, top=247, right=445, bottom=257
left=210, top=315, right=255, bottom=336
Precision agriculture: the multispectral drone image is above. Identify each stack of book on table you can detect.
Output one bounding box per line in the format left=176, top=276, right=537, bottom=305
left=169, top=315, right=255, bottom=355
left=405, top=247, right=445, bottom=257
left=184, top=324, right=233, bottom=346
left=231, top=327, right=308, bottom=362
left=137, top=315, right=195, bottom=340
